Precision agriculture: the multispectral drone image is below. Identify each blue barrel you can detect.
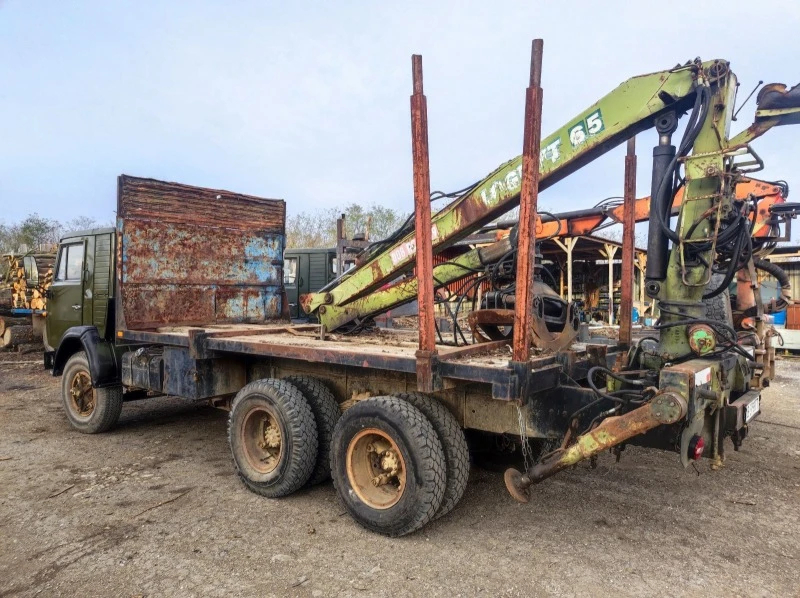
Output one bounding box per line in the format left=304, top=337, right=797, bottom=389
left=632, top=307, right=639, bottom=323
left=773, top=310, right=787, bottom=326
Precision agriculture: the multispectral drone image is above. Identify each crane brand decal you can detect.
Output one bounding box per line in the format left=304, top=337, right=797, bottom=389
left=388, top=224, right=440, bottom=266
left=568, top=109, right=605, bottom=147
left=479, top=137, right=565, bottom=207
left=476, top=111, right=605, bottom=209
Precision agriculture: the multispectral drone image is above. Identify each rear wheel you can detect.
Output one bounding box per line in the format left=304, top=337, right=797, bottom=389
left=61, top=351, right=122, bottom=434
left=281, top=375, right=340, bottom=486
left=331, top=396, right=446, bottom=536
left=228, top=379, right=318, bottom=498
left=393, top=392, right=469, bottom=519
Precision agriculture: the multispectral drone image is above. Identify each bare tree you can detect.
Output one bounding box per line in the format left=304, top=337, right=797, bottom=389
left=286, top=203, right=408, bottom=248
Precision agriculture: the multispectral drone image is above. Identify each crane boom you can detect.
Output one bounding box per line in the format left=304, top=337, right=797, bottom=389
left=314, top=178, right=789, bottom=332
left=302, top=60, right=712, bottom=318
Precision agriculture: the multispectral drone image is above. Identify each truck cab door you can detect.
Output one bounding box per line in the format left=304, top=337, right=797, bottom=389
left=46, top=241, right=86, bottom=349
left=284, top=255, right=300, bottom=318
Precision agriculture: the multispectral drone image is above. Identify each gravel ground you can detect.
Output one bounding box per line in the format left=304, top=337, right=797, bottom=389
left=0, top=353, right=798, bottom=597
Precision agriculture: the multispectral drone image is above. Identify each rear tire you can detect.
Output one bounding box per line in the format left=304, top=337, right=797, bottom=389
left=703, top=272, right=734, bottom=326
left=61, top=351, right=122, bottom=434
left=393, top=392, right=469, bottom=519
left=281, top=375, right=340, bottom=486
left=228, top=379, right=318, bottom=498
left=331, top=396, right=446, bottom=536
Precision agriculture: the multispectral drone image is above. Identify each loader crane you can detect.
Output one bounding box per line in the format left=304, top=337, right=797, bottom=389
left=301, top=54, right=800, bottom=499
left=42, top=45, right=800, bottom=536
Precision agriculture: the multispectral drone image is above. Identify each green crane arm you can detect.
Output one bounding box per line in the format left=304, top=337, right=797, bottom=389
left=303, top=60, right=712, bottom=323
left=306, top=58, right=798, bottom=335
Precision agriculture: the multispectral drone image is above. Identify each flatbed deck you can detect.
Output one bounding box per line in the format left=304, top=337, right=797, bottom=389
left=119, top=323, right=604, bottom=401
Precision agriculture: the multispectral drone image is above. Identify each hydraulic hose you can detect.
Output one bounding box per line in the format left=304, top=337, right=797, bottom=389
left=754, top=258, right=792, bottom=310
left=702, top=221, right=750, bottom=300
left=755, top=258, right=791, bottom=292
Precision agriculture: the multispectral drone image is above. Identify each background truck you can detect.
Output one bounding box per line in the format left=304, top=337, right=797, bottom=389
left=1, top=251, right=55, bottom=350
left=283, top=248, right=337, bottom=319
left=45, top=45, right=799, bottom=537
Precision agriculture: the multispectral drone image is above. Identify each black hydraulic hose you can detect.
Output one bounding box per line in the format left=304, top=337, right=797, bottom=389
left=702, top=223, right=749, bottom=300
left=755, top=258, right=791, bottom=293
left=536, top=264, right=558, bottom=289
left=754, top=258, right=792, bottom=310
left=586, top=367, right=628, bottom=403
left=654, top=317, right=738, bottom=344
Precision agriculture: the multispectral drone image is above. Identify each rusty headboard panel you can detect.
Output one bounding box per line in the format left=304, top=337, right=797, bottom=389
left=116, top=175, right=286, bottom=330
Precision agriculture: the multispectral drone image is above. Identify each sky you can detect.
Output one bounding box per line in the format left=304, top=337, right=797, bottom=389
left=1, top=1, right=799, bottom=231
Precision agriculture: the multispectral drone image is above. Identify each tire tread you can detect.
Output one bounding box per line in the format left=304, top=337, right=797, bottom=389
left=331, top=396, right=446, bottom=536
left=394, top=392, right=469, bottom=519
left=228, top=379, right=318, bottom=498
left=281, top=375, right=340, bottom=485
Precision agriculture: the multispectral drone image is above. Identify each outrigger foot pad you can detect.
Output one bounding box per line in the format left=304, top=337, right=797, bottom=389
left=504, top=468, right=531, bottom=504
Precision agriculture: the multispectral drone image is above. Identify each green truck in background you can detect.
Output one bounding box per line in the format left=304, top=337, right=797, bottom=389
left=283, top=248, right=338, bottom=319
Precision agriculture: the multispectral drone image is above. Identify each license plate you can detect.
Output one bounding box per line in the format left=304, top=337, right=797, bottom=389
left=745, top=395, right=761, bottom=422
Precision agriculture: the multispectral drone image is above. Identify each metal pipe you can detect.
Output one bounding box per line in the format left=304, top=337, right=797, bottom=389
left=410, top=54, right=437, bottom=389
left=512, top=39, right=544, bottom=364
left=619, top=137, right=637, bottom=347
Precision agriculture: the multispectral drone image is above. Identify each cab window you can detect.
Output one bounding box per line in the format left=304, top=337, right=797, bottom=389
left=284, top=257, right=298, bottom=285
left=56, top=244, right=84, bottom=282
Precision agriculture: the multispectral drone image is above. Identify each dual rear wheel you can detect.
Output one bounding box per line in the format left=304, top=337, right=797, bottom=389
left=229, top=380, right=469, bottom=536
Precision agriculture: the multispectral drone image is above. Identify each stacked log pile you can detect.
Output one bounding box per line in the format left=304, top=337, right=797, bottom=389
left=1, top=253, right=54, bottom=352
left=4, top=255, right=54, bottom=311
left=0, top=316, right=28, bottom=337
left=2, top=325, right=36, bottom=349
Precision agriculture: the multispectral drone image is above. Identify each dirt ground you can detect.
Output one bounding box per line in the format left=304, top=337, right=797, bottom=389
left=1, top=353, right=798, bottom=598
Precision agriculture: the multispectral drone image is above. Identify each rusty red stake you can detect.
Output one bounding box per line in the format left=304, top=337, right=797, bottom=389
left=410, top=54, right=438, bottom=391
left=619, top=137, right=637, bottom=348
left=512, top=39, right=544, bottom=364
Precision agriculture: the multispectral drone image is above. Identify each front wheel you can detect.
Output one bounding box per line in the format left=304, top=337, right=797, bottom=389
left=61, top=351, right=123, bottom=433
left=331, top=396, right=446, bottom=536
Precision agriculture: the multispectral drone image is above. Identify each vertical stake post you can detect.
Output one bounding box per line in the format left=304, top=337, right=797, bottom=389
left=410, top=54, right=438, bottom=392
left=512, top=39, right=544, bottom=366
left=619, top=137, right=637, bottom=348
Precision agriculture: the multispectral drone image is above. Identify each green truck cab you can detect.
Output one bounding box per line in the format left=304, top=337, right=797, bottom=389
left=46, top=228, right=115, bottom=353
left=44, top=175, right=287, bottom=434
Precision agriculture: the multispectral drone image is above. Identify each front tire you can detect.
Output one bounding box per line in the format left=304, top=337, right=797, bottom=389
left=61, top=351, right=123, bottom=434
left=331, top=396, right=446, bottom=536
left=228, top=379, right=318, bottom=498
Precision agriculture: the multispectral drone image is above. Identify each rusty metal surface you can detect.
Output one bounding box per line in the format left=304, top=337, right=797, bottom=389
left=116, top=175, right=286, bottom=330
left=438, top=338, right=509, bottom=360
left=470, top=301, right=578, bottom=352
left=410, top=55, right=436, bottom=358
left=117, top=175, right=285, bottom=231
left=468, top=308, right=514, bottom=343
left=512, top=39, right=544, bottom=363
left=506, top=392, right=688, bottom=500
left=619, top=137, right=637, bottom=347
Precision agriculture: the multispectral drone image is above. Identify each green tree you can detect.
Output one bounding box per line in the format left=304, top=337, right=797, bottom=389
left=18, top=213, right=60, bottom=251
